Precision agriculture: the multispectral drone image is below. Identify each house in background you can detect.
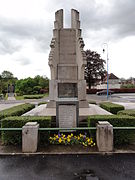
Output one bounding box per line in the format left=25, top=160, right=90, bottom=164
left=96, top=73, right=121, bottom=89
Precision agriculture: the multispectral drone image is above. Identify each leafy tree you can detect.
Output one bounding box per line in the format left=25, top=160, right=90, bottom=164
left=85, top=49, right=106, bottom=89
left=16, top=76, right=49, bottom=95
left=1, top=70, right=14, bottom=79
left=0, top=70, right=17, bottom=94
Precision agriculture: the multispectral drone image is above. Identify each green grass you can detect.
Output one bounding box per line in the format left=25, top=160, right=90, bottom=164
left=15, top=96, right=24, bottom=100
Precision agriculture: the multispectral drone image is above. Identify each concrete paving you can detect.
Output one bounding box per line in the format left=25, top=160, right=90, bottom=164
left=0, top=103, right=23, bottom=111
left=0, top=154, right=135, bottom=180
left=7, top=96, right=16, bottom=101
left=112, top=102, right=135, bottom=110
left=23, top=104, right=112, bottom=116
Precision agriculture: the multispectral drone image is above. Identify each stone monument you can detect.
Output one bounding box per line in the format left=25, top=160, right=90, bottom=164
left=47, top=9, right=89, bottom=128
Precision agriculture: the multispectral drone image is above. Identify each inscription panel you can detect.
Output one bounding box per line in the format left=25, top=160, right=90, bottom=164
left=58, top=83, right=77, bottom=98
left=58, top=105, right=76, bottom=128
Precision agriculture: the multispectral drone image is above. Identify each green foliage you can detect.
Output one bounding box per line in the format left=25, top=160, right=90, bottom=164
left=15, top=76, right=49, bottom=95
left=99, top=102, right=124, bottom=114
left=38, top=102, right=47, bottom=106
left=85, top=49, right=106, bottom=89
left=1, top=116, right=51, bottom=145
left=88, top=115, right=135, bottom=145
left=0, top=104, right=35, bottom=120
left=0, top=70, right=17, bottom=94
left=23, top=94, right=44, bottom=99
left=121, top=84, right=135, bottom=89
left=118, top=110, right=135, bottom=117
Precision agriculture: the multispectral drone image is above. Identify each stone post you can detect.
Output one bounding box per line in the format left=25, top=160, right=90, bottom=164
left=96, top=121, right=113, bottom=152
left=22, top=122, right=39, bottom=153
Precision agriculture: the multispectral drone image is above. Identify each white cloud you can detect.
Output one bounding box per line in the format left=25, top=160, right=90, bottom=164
left=0, top=0, right=135, bottom=79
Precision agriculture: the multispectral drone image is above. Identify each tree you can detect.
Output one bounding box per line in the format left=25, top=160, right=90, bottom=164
left=1, top=70, right=14, bottom=79
left=0, top=70, right=17, bottom=94
left=15, top=75, right=49, bottom=95
left=85, top=50, right=106, bottom=89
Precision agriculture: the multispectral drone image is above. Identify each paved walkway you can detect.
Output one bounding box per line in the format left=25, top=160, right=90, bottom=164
left=0, top=154, right=135, bottom=180
left=112, top=102, right=135, bottom=110
left=0, top=103, right=23, bottom=111
left=23, top=104, right=112, bottom=116
left=7, top=96, right=16, bottom=101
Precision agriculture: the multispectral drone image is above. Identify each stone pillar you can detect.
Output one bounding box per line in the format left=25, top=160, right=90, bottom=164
left=22, top=122, right=39, bottom=153
left=71, top=9, right=80, bottom=29
left=54, top=9, right=63, bottom=29
left=96, top=121, right=113, bottom=152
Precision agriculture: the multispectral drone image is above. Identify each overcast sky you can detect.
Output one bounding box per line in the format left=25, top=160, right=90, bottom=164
left=0, top=0, right=135, bottom=79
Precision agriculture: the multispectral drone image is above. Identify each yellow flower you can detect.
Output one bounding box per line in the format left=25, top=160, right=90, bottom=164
left=59, top=138, right=62, bottom=143
left=67, top=138, right=70, bottom=142
left=71, top=133, right=73, bottom=137
left=56, top=135, right=58, bottom=138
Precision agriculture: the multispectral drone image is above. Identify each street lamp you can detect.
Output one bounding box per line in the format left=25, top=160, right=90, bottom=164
left=103, top=43, right=109, bottom=100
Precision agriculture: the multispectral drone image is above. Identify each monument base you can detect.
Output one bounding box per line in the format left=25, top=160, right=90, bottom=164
left=47, top=100, right=89, bottom=108
left=56, top=98, right=79, bottom=128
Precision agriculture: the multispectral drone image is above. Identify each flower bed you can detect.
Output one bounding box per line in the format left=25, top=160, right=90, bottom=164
left=49, top=133, right=96, bottom=147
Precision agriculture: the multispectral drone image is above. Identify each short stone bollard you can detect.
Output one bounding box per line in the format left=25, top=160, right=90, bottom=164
left=22, top=122, right=39, bottom=153
left=96, top=121, right=113, bottom=152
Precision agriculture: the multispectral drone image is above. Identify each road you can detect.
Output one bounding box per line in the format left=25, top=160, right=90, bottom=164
left=0, top=154, right=135, bottom=180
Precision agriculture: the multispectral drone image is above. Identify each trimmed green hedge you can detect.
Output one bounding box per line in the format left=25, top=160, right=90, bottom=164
left=118, top=110, right=135, bottom=117
left=1, top=116, right=51, bottom=145
left=99, top=102, right=124, bottom=114
left=38, top=102, right=47, bottom=106
left=0, top=104, right=35, bottom=120
left=23, top=95, right=44, bottom=99
left=88, top=115, right=135, bottom=145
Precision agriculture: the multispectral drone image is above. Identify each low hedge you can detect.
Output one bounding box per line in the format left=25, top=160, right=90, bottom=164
left=23, top=95, right=44, bottom=99
left=1, top=116, right=51, bottom=145
left=118, top=110, right=135, bottom=117
left=88, top=115, right=135, bottom=145
left=99, top=102, right=124, bottom=114
left=0, top=103, right=35, bottom=120
left=38, top=102, right=47, bottom=106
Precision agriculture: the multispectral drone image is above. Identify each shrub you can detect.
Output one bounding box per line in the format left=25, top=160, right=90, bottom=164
left=88, top=115, right=135, bottom=145
left=99, top=102, right=124, bottom=114
left=0, top=103, right=35, bottom=120
left=23, top=94, right=44, bottom=99
left=1, top=116, right=51, bottom=145
left=38, top=102, right=47, bottom=106
left=118, top=110, right=135, bottom=117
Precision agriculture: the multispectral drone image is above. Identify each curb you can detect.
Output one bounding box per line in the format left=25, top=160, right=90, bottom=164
left=1, top=150, right=135, bottom=156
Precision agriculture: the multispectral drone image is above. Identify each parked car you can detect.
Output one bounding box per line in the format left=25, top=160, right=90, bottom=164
left=96, top=90, right=114, bottom=95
